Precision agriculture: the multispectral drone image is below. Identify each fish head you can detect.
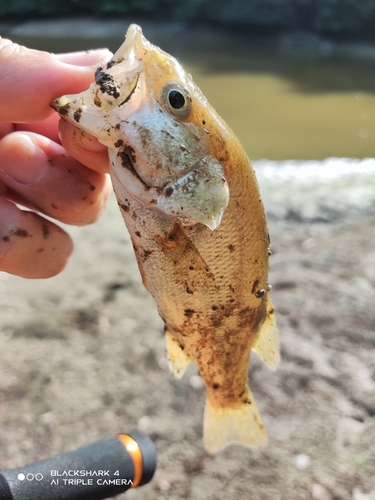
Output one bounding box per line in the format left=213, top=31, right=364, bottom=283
left=52, top=24, right=230, bottom=230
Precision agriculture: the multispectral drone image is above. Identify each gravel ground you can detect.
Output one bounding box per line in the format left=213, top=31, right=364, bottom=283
left=1, top=162, right=374, bottom=500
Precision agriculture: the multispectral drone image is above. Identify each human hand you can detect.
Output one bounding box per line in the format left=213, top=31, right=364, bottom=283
left=0, top=39, right=113, bottom=278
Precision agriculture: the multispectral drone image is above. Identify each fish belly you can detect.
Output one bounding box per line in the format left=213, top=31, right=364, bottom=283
left=111, top=151, right=277, bottom=452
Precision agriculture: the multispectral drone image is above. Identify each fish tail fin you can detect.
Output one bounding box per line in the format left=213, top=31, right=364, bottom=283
left=165, top=327, right=191, bottom=379
left=252, top=296, right=279, bottom=370
left=203, top=387, right=267, bottom=453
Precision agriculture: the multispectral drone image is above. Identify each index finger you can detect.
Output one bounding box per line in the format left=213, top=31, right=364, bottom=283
left=0, top=39, right=111, bottom=123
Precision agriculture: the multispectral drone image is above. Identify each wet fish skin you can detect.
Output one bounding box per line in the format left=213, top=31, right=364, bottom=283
left=52, top=24, right=279, bottom=453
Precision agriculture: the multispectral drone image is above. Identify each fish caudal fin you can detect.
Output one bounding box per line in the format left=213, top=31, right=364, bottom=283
left=203, top=388, right=267, bottom=453
left=252, top=297, right=279, bottom=370
left=165, top=328, right=191, bottom=379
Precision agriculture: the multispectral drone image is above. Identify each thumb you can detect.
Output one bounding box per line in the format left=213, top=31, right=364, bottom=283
left=0, top=39, right=111, bottom=123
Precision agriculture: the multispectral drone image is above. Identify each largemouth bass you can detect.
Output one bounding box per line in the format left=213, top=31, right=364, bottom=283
left=52, top=24, right=279, bottom=453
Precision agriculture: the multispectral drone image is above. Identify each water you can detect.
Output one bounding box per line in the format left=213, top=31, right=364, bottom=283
left=255, top=157, right=375, bottom=220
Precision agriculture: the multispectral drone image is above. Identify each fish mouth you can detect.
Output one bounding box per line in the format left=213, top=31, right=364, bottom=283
left=111, top=24, right=149, bottom=67
left=103, top=24, right=150, bottom=89
left=51, top=24, right=151, bottom=143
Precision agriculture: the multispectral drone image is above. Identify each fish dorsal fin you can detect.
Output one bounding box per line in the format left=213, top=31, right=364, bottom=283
left=252, top=297, right=279, bottom=370
left=165, top=328, right=191, bottom=379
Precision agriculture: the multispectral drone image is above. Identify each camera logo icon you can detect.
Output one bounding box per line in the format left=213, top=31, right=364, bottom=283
left=17, top=473, right=43, bottom=481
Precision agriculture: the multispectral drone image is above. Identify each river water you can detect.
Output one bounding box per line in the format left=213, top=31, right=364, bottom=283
left=10, top=27, right=375, bottom=213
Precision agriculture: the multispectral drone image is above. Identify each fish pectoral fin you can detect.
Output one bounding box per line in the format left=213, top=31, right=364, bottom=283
left=203, top=388, right=267, bottom=453
left=252, top=297, right=279, bottom=370
left=156, top=157, right=229, bottom=230
left=165, top=328, right=191, bottom=379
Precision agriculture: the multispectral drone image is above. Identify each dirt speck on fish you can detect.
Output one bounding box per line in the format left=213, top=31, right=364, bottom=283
left=52, top=24, right=279, bottom=453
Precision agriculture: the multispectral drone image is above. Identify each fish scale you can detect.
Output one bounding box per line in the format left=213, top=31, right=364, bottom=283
left=52, top=24, right=279, bottom=453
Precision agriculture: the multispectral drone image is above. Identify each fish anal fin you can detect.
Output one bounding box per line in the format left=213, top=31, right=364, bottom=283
left=252, top=297, right=279, bottom=370
left=203, top=388, right=267, bottom=453
left=165, top=328, right=191, bottom=380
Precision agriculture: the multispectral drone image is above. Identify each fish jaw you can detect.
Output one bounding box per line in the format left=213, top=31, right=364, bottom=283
left=51, top=23, right=184, bottom=145
left=51, top=24, right=150, bottom=146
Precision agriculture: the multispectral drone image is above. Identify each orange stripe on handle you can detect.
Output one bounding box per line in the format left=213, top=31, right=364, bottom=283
left=117, top=433, right=143, bottom=488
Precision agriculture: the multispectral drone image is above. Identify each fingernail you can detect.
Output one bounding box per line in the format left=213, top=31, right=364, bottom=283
left=4, top=134, right=48, bottom=185
left=55, top=49, right=113, bottom=67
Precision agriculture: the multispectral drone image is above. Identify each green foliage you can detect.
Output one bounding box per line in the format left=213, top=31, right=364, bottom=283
left=203, top=0, right=297, bottom=28
left=0, top=0, right=204, bottom=17
left=2, top=0, right=375, bottom=35
left=0, top=0, right=69, bottom=15
left=202, top=0, right=375, bottom=34
left=311, top=0, right=375, bottom=32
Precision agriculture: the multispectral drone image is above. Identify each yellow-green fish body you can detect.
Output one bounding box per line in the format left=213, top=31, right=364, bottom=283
left=52, top=25, right=279, bottom=453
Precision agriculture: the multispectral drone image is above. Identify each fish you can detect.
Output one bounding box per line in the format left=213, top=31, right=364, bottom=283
left=52, top=24, right=279, bottom=453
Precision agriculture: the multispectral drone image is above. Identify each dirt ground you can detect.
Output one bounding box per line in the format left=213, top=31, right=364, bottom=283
left=0, top=167, right=375, bottom=500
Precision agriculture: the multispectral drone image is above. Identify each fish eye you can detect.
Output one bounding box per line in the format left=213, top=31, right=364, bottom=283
left=160, top=82, right=192, bottom=119
left=168, top=90, right=185, bottom=109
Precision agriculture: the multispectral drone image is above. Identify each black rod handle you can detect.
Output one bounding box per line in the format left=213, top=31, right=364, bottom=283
left=0, top=429, right=156, bottom=500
